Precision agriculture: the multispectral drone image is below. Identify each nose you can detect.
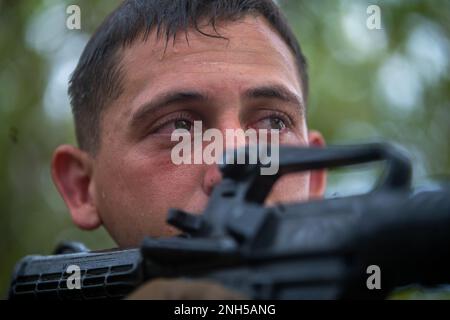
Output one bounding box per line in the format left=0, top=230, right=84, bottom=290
left=201, top=116, right=246, bottom=196
left=202, top=164, right=223, bottom=196
left=201, top=115, right=250, bottom=196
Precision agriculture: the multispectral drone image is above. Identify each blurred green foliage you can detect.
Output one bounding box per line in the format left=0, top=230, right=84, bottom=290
left=0, top=0, right=449, bottom=298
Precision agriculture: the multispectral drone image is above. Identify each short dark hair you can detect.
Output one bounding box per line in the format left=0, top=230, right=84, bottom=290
left=69, top=0, right=308, bottom=153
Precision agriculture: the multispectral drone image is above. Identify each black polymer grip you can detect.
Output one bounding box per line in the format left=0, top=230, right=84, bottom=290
left=8, top=249, right=143, bottom=300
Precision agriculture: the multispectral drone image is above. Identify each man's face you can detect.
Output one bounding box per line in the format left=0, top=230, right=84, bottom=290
left=85, top=16, right=324, bottom=246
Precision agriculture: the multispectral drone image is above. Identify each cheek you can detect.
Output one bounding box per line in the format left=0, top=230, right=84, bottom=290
left=281, top=131, right=308, bottom=146
left=262, top=131, right=309, bottom=205
left=93, top=149, right=207, bottom=242
left=265, top=172, right=310, bottom=205
left=101, top=149, right=204, bottom=208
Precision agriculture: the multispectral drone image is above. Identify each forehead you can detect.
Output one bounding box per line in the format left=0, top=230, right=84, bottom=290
left=117, top=15, right=302, bottom=111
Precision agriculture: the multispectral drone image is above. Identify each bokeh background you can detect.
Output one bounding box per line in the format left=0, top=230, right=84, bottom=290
left=0, top=0, right=449, bottom=298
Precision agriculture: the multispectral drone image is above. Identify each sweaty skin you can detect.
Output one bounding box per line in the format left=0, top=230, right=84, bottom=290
left=52, top=15, right=326, bottom=247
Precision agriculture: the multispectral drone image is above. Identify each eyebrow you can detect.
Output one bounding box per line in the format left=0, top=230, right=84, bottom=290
left=130, top=84, right=304, bottom=128
left=244, top=84, right=305, bottom=113
left=130, top=90, right=208, bottom=128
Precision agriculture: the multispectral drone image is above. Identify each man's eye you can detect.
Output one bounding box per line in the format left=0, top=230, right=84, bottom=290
left=269, top=117, right=286, bottom=130
left=174, top=119, right=193, bottom=131
left=253, top=116, right=287, bottom=131
left=155, top=118, right=194, bottom=134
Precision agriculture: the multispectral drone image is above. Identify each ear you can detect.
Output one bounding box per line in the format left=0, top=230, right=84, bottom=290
left=51, top=145, right=101, bottom=230
left=308, top=130, right=327, bottom=199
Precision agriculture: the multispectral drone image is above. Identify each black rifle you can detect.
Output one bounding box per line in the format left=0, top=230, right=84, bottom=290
left=8, top=143, right=450, bottom=300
